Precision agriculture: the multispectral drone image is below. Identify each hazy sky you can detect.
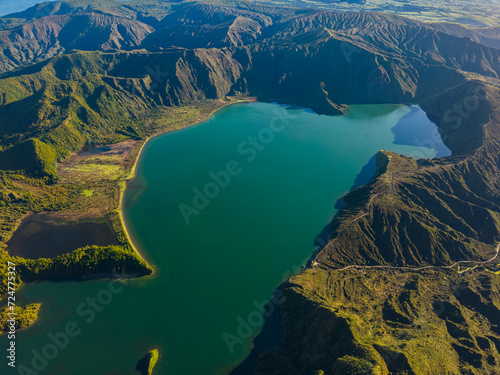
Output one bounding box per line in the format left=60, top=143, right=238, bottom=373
left=0, top=0, right=56, bottom=16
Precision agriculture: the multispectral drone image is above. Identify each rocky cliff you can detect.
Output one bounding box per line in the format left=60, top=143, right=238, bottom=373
left=1, top=1, right=500, bottom=374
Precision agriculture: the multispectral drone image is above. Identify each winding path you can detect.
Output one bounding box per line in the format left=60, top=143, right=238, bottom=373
left=332, top=243, right=500, bottom=273
left=315, top=188, right=500, bottom=273
left=314, top=161, right=500, bottom=274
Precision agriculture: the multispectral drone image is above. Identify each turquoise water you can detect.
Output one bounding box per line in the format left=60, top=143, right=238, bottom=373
left=0, top=102, right=450, bottom=375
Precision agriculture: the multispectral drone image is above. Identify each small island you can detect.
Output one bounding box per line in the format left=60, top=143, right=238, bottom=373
left=136, top=349, right=159, bottom=375
left=0, top=303, right=40, bottom=335
left=0, top=0, right=500, bottom=374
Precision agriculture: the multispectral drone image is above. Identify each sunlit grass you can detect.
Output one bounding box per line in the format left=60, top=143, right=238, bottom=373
left=64, top=164, right=124, bottom=181
left=82, top=189, right=94, bottom=197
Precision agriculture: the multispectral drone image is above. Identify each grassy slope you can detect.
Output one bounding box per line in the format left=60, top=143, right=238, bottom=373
left=1, top=3, right=500, bottom=369
left=0, top=49, right=245, bottom=333
left=0, top=100, right=239, bottom=331
left=0, top=303, right=40, bottom=334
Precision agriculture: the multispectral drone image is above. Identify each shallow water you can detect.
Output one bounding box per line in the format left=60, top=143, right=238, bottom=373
left=0, top=102, right=450, bottom=375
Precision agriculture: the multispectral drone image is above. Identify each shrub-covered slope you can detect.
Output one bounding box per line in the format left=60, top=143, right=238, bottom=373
left=0, top=2, right=500, bottom=373
left=254, top=82, right=500, bottom=375
left=1, top=0, right=500, bottom=76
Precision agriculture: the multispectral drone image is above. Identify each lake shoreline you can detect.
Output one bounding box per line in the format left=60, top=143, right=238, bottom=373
left=117, top=98, right=255, bottom=273
left=119, top=102, right=448, bottom=374
left=2, top=102, right=453, bottom=375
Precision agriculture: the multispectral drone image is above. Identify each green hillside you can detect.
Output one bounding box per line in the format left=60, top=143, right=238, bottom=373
left=1, top=1, right=500, bottom=373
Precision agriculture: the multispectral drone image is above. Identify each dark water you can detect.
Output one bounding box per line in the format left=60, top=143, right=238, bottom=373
left=0, top=102, right=450, bottom=375
left=7, top=219, right=117, bottom=259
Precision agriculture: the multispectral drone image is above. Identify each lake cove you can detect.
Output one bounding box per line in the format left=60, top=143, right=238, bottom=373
left=1, top=102, right=450, bottom=375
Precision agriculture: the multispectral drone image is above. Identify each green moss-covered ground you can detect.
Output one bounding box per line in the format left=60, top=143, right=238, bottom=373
left=0, top=303, right=41, bottom=335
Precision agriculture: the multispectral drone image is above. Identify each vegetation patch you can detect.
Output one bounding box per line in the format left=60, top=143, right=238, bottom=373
left=0, top=95, right=243, bottom=304
left=0, top=303, right=41, bottom=335
left=136, top=349, right=160, bottom=375
left=18, top=245, right=152, bottom=281
left=82, top=189, right=94, bottom=197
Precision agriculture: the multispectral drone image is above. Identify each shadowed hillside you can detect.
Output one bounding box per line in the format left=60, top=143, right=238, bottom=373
left=253, top=77, right=500, bottom=375
left=3, top=5, right=500, bottom=175
left=1, top=0, right=500, bottom=75
left=1, top=1, right=500, bottom=374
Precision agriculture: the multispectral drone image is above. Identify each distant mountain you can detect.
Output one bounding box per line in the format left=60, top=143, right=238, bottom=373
left=1, top=0, right=500, bottom=74
left=430, top=22, right=500, bottom=49
left=1, top=1, right=500, bottom=374
left=252, top=0, right=500, bottom=27
left=4, top=1, right=500, bottom=159
left=0, top=0, right=56, bottom=18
